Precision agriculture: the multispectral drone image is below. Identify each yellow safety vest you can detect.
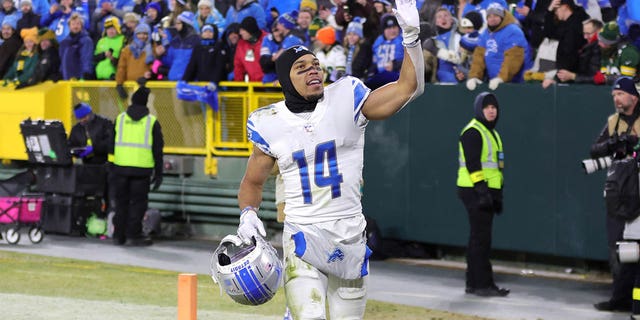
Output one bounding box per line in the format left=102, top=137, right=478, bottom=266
left=113, top=112, right=156, bottom=168
left=457, top=119, right=504, bottom=189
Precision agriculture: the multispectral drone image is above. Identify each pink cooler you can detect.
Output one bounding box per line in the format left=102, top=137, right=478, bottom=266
left=19, top=197, right=43, bottom=223
left=0, top=197, right=20, bottom=223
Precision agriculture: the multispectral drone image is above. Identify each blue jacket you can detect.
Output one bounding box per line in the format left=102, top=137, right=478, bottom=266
left=475, top=14, right=529, bottom=82
left=162, top=27, right=200, bottom=81
left=194, top=10, right=226, bottom=37
left=59, top=30, right=94, bottom=79
left=41, top=4, right=90, bottom=43
left=224, top=0, right=266, bottom=31
left=372, top=35, right=404, bottom=74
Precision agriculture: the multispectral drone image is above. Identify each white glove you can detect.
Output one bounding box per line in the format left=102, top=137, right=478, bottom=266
left=488, top=77, right=504, bottom=90
left=436, top=48, right=460, bottom=64
left=393, top=0, right=420, bottom=46
left=237, top=207, right=266, bottom=245
left=466, top=78, right=482, bottom=91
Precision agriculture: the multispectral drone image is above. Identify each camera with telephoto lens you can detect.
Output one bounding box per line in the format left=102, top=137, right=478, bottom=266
left=581, top=156, right=613, bottom=174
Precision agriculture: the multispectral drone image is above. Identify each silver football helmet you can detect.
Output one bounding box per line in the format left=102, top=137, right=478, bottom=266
left=211, top=234, right=283, bottom=305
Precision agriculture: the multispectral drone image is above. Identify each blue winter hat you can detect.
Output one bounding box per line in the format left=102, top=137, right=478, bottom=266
left=145, top=1, right=161, bottom=13
left=74, top=103, right=93, bottom=119
left=346, top=17, right=364, bottom=38
left=177, top=11, right=195, bottom=27
left=612, top=77, right=639, bottom=96
left=278, top=10, right=298, bottom=30
left=1, top=15, right=17, bottom=30
left=135, top=23, right=150, bottom=34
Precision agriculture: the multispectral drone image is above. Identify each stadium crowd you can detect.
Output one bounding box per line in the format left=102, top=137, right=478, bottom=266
left=0, top=0, right=638, bottom=90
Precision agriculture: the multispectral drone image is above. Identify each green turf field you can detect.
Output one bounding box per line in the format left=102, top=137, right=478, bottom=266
left=0, top=250, right=492, bottom=319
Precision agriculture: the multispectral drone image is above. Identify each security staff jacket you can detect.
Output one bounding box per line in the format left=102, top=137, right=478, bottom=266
left=457, top=118, right=504, bottom=189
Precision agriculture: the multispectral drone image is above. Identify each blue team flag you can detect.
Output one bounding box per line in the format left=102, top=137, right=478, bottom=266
left=176, top=81, right=219, bottom=112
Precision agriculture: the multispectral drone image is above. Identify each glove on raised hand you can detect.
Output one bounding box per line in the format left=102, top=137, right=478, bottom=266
left=393, top=0, right=420, bottom=46
left=79, top=145, right=93, bottom=158
left=237, top=207, right=266, bottom=245
left=474, top=182, right=494, bottom=211
left=489, top=77, right=503, bottom=90
left=466, top=78, right=482, bottom=91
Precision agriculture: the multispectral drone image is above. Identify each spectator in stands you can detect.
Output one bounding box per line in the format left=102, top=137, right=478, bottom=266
left=299, top=0, right=323, bottom=42
left=59, top=12, right=95, bottom=80
left=538, top=0, right=588, bottom=88
left=367, top=14, right=403, bottom=89
left=221, top=22, right=239, bottom=80
left=194, top=0, right=226, bottom=36
left=314, top=26, right=346, bottom=83
left=27, top=0, right=49, bottom=18
left=264, top=0, right=300, bottom=26
left=318, top=3, right=339, bottom=32
left=294, top=8, right=312, bottom=46
left=553, top=18, right=603, bottom=84
left=225, top=0, right=266, bottom=31
left=343, top=16, right=372, bottom=81
left=144, top=1, right=164, bottom=30
left=275, top=10, right=305, bottom=49
left=0, top=15, right=22, bottom=79
left=594, top=21, right=640, bottom=85
left=466, top=3, right=528, bottom=91
left=454, top=10, right=483, bottom=83
left=111, top=79, right=164, bottom=247
left=516, top=0, right=549, bottom=50
left=335, top=0, right=378, bottom=40
left=260, top=21, right=285, bottom=82
left=0, top=0, right=21, bottom=29
left=41, top=0, right=90, bottom=43
left=16, top=27, right=61, bottom=88
left=121, top=12, right=141, bottom=44
left=94, top=16, right=126, bottom=80
left=373, top=0, right=392, bottom=15
left=234, top=16, right=266, bottom=81
left=116, top=23, right=153, bottom=99
left=159, top=11, right=200, bottom=81
left=216, top=0, right=234, bottom=17
left=16, top=0, right=40, bottom=34
left=183, top=23, right=227, bottom=83
left=168, top=0, right=191, bottom=26
left=3, top=27, right=38, bottom=87
left=433, top=7, right=461, bottom=83
left=91, top=0, right=121, bottom=41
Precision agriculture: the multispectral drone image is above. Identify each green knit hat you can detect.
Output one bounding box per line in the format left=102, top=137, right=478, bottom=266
left=599, top=21, right=621, bottom=46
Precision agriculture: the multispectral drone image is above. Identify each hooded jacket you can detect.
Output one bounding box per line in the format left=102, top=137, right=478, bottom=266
left=459, top=92, right=500, bottom=182
left=161, top=23, right=200, bottom=81
left=59, top=29, right=94, bottom=79
left=469, top=12, right=529, bottom=82
left=111, top=102, right=164, bottom=177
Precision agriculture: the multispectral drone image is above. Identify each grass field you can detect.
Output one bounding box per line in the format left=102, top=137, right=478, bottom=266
left=0, top=250, right=493, bottom=320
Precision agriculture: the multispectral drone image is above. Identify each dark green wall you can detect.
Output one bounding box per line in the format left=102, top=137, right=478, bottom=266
left=363, top=83, right=614, bottom=261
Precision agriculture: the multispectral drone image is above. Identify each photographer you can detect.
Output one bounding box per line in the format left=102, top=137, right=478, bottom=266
left=589, top=76, right=640, bottom=312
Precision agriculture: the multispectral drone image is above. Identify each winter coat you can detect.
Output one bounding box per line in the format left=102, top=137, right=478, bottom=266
left=16, top=10, right=40, bottom=34
left=233, top=30, right=266, bottom=81
left=115, top=45, right=152, bottom=84
left=20, top=45, right=62, bottom=87
left=161, top=26, right=200, bottom=81
left=94, top=34, right=125, bottom=80
left=469, top=12, right=529, bottom=82
left=3, top=49, right=39, bottom=85
left=182, top=39, right=227, bottom=83
left=543, top=6, right=589, bottom=72
left=68, top=114, right=114, bottom=165
left=224, top=0, right=266, bottom=30
left=59, top=30, right=94, bottom=80
left=0, top=32, right=22, bottom=78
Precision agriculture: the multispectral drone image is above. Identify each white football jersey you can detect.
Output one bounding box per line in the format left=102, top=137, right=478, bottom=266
left=248, top=76, right=371, bottom=224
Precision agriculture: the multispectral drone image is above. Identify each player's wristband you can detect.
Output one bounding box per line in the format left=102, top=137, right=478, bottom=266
left=240, top=206, right=258, bottom=216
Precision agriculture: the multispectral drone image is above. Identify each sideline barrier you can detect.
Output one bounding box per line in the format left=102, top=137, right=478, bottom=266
left=0, top=80, right=284, bottom=175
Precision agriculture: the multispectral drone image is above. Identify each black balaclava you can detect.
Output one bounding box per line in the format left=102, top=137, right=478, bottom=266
left=473, top=91, right=499, bottom=129
left=276, top=45, right=322, bottom=113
